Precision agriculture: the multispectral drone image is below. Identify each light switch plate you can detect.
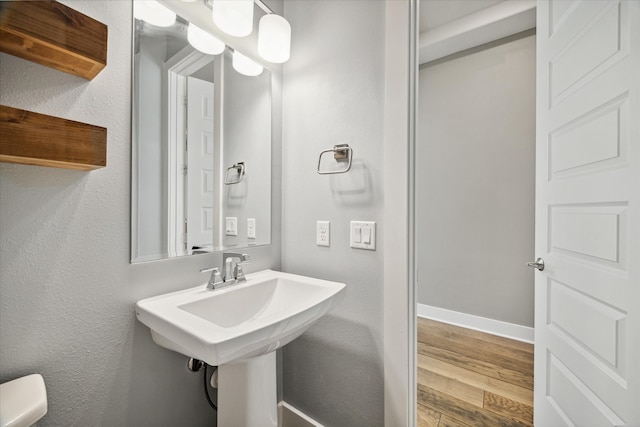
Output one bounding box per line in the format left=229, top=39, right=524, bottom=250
left=247, top=218, right=256, bottom=239
left=225, top=217, right=237, bottom=236
left=317, top=221, right=330, bottom=247
left=350, top=221, right=376, bottom=250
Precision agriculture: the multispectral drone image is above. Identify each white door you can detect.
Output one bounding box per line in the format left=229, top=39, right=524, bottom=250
left=186, top=76, right=215, bottom=253
left=534, top=1, right=639, bottom=425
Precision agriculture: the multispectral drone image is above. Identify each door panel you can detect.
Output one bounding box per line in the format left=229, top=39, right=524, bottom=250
left=535, top=0, right=639, bottom=425
left=186, top=76, right=215, bottom=253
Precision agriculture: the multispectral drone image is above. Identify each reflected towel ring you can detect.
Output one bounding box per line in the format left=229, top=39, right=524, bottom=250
left=225, top=162, right=245, bottom=185
left=317, top=144, right=353, bottom=175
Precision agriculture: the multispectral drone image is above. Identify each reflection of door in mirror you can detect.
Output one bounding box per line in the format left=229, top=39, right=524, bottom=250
left=165, top=47, right=216, bottom=258
left=186, top=76, right=214, bottom=255
left=132, top=17, right=218, bottom=262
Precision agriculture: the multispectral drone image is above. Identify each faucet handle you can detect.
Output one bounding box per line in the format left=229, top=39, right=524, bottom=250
left=200, top=267, right=223, bottom=290
left=234, top=264, right=246, bottom=281
left=234, top=254, right=251, bottom=281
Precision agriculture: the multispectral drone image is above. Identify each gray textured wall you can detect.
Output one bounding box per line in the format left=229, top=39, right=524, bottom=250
left=280, top=1, right=386, bottom=425
left=416, top=34, right=536, bottom=327
left=0, top=1, right=281, bottom=425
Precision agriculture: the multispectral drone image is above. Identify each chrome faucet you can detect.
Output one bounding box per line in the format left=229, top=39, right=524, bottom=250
left=222, top=252, right=251, bottom=283
left=200, top=253, right=251, bottom=291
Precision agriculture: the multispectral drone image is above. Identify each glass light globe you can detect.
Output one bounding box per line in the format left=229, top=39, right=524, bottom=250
left=188, top=23, right=225, bottom=55
left=232, top=51, right=263, bottom=77
left=134, top=1, right=176, bottom=27
left=211, top=0, right=254, bottom=38
left=258, top=14, right=291, bottom=63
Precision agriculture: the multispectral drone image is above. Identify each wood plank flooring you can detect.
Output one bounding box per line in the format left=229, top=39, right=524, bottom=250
left=417, top=317, right=534, bottom=427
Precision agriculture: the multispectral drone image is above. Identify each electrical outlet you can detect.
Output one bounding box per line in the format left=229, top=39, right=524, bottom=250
left=316, top=221, right=330, bottom=247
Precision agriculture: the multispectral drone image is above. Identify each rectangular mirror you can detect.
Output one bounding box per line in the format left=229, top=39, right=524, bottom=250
left=131, top=12, right=272, bottom=263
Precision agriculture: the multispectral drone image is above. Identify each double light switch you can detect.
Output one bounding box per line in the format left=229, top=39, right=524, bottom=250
left=350, top=221, right=376, bottom=250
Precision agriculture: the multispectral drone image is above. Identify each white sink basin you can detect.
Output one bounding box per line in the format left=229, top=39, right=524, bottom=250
left=135, top=269, right=346, bottom=366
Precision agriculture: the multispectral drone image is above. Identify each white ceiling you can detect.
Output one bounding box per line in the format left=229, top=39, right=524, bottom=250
left=419, top=0, right=504, bottom=31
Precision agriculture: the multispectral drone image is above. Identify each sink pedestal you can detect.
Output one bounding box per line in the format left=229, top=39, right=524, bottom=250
left=217, top=352, right=277, bottom=427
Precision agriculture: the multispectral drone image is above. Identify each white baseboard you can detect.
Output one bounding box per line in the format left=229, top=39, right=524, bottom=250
left=278, top=401, right=324, bottom=427
left=417, top=304, right=534, bottom=344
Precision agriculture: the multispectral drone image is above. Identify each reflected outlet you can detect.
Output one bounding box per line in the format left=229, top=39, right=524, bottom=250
left=247, top=218, right=256, bottom=239
left=225, top=217, right=237, bottom=236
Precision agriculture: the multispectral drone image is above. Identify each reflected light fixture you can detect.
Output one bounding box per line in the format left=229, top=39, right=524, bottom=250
left=257, top=14, right=291, bottom=63
left=134, top=0, right=176, bottom=27
left=211, top=0, right=254, bottom=38
left=188, top=23, right=225, bottom=55
left=232, top=50, right=263, bottom=76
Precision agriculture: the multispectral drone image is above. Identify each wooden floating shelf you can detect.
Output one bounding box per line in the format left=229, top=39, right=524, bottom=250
left=0, top=1, right=107, bottom=80
left=0, top=105, right=107, bottom=170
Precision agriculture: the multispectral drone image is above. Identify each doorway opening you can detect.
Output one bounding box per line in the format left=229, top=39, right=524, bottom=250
left=415, top=2, right=536, bottom=424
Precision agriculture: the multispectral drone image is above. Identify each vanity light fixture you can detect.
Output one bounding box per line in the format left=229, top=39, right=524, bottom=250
left=134, top=0, right=176, bottom=27
left=211, top=0, right=254, bottom=38
left=204, top=0, right=292, bottom=64
left=188, top=23, right=225, bottom=55
left=257, top=14, right=291, bottom=63
left=232, top=50, right=263, bottom=76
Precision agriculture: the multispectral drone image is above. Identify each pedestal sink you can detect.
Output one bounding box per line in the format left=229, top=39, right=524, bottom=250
left=135, top=269, right=346, bottom=426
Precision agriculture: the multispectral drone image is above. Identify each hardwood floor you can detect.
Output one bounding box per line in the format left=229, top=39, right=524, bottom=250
left=417, top=317, right=534, bottom=427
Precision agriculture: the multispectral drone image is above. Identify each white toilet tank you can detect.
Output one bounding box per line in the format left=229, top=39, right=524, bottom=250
left=0, top=374, right=47, bottom=427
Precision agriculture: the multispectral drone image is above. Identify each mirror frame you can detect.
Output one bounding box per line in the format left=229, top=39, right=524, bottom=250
left=130, top=4, right=275, bottom=263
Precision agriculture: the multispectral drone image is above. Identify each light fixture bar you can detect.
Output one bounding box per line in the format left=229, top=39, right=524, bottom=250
left=203, top=0, right=273, bottom=15
left=253, top=0, right=273, bottom=15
